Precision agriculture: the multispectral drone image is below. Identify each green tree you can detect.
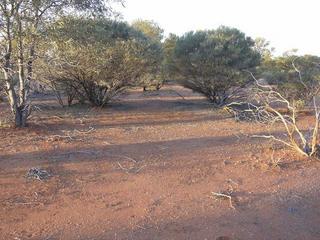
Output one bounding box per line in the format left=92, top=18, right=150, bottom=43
left=0, top=0, right=124, bottom=127
left=132, top=19, right=164, bottom=43
left=41, top=17, right=161, bottom=107
left=163, top=33, right=179, bottom=80
left=254, top=37, right=274, bottom=61
left=260, top=54, right=320, bottom=103
left=131, top=19, right=164, bottom=91
left=174, top=26, right=261, bottom=105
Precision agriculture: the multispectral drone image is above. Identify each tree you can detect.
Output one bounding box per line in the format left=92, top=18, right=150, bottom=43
left=132, top=19, right=164, bottom=43
left=131, top=19, right=164, bottom=90
left=163, top=33, right=179, bottom=80
left=0, top=0, right=123, bottom=127
left=0, top=72, right=4, bottom=102
left=254, top=37, right=274, bottom=61
left=259, top=54, right=320, bottom=103
left=41, top=17, right=161, bottom=107
left=173, top=26, right=261, bottom=106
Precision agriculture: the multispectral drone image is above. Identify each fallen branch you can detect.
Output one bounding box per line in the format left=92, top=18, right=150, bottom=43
left=107, top=154, right=137, bottom=163
left=244, top=70, right=320, bottom=158
left=212, top=192, right=235, bottom=210
left=117, top=162, right=146, bottom=174
left=47, top=134, right=74, bottom=141
left=73, top=127, right=95, bottom=134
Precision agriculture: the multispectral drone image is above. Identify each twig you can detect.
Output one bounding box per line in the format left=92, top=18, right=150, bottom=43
left=212, top=192, right=235, bottom=210
left=117, top=162, right=145, bottom=174
left=135, top=165, right=146, bottom=173
left=107, top=154, right=137, bottom=163
left=117, top=162, right=129, bottom=173
left=292, top=57, right=308, bottom=89
left=73, top=127, right=95, bottom=134
left=51, top=115, right=64, bottom=120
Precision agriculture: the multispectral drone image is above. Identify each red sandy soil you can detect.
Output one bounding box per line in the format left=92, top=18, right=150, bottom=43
left=1, top=85, right=320, bottom=240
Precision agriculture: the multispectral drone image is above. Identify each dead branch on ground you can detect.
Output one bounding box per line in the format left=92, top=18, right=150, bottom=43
left=246, top=71, right=320, bottom=158
left=211, top=192, right=235, bottom=210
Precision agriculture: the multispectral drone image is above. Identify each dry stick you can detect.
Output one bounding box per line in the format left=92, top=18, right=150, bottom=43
left=212, top=192, right=235, bottom=210
left=251, top=135, right=294, bottom=149
left=107, top=154, right=137, bottom=163
left=74, top=127, right=95, bottom=134
left=6, top=201, right=39, bottom=205
left=47, top=127, right=94, bottom=142
left=49, top=134, right=74, bottom=140
left=117, top=162, right=145, bottom=174
left=135, top=165, right=146, bottom=173
left=292, top=57, right=308, bottom=89
left=257, top=105, right=310, bottom=157
left=51, top=115, right=64, bottom=120
left=244, top=70, right=313, bottom=157
left=117, top=162, right=130, bottom=173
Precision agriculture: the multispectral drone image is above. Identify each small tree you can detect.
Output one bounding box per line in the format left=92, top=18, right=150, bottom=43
left=163, top=33, right=179, bottom=80
left=132, top=19, right=164, bottom=43
left=254, top=37, right=275, bottom=61
left=173, top=26, right=261, bottom=106
left=259, top=54, right=320, bottom=103
left=41, top=17, right=160, bottom=107
left=0, top=0, right=124, bottom=127
left=131, top=19, right=164, bottom=91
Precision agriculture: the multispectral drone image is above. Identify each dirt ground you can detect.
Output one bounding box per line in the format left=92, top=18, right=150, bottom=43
left=1, top=85, right=320, bottom=240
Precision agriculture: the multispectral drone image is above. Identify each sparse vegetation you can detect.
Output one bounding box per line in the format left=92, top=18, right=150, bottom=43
left=0, top=0, right=125, bottom=126
left=1, top=2, right=320, bottom=239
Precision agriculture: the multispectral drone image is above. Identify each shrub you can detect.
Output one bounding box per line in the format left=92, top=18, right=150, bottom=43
left=259, top=55, right=320, bottom=103
left=40, top=17, right=162, bottom=106
left=132, top=19, right=164, bottom=91
left=173, top=26, right=261, bottom=106
left=163, top=33, right=179, bottom=81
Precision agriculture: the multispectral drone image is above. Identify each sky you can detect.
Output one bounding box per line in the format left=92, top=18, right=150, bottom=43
left=117, top=0, right=320, bottom=56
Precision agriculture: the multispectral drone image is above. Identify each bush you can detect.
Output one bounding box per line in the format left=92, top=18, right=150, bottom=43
left=39, top=17, right=163, bottom=106
left=173, top=26, right=261, bottom=106
left=259, top=55, right=320, bottom=103
left=163, top=33, right=179, bottom=80
left=131, top=19, right=164, bottom=91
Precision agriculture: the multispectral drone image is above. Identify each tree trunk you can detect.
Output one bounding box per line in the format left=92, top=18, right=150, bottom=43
left=14, top=106, right=28, bottom=127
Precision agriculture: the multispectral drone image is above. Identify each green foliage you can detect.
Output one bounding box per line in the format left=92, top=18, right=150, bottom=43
left=254, top=37, right=274, bottom=61
left=132, top=19, right=164, bottom=43
left=173, top=26, right=261, bottom=105
left=40, top=17, right=162, bottom=106
left=131, top=19, right=164, bottom=90
left=163, top=33, right=179, bottom=80
left=0, top=0, right=124, bottom=126
left=259, top=54, right=320, bottom=102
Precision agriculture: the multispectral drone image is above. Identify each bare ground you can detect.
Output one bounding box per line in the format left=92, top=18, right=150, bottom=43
left=1, top=85, right=320, bottom=240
